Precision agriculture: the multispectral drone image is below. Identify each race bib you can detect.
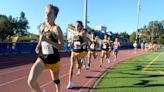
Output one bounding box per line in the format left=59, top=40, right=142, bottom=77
left=90, top=44, right=95, bottom=49
left=41, top=41, right=54, bottom=55
left=74, top=41, right=81, bottom=49
left=102, top=44, right=107, bottom=49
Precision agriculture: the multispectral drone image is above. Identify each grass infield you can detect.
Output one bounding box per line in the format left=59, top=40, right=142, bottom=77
left=93, top=49, right=164, bottom=92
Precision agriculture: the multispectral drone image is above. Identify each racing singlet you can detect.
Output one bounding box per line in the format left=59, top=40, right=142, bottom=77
left=101, top=41, right=109, bottom=51
left=72, top=35, right=83, bottom=52
left=39, top=29, right=60, bottom=64
left=90, top=40, right=96, bottom=51
left=41, top=30, right=54, bottom=55
left=108, top=41, right=113, bottom=51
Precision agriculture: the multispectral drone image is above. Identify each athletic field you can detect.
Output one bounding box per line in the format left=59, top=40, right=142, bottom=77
left=93, top=49, right=164, bottom=92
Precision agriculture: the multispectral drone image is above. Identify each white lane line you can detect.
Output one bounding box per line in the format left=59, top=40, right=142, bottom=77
left=0, top=62, right=69, bottom=76
left=0, top=63, right=69, bottom=86
left=1, top=50, right=143, bottom=91
left=30, top=61, right=101, bottom=92
left=0, top=76, right=27, bottom=87
left=31, top=72, right=70, bottom=92
left=0, top=57, right=68, bottom=74
left=0, top=67, right=30, bottom=75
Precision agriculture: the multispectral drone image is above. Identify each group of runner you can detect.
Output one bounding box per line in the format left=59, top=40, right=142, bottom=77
left=134, top=41, right=161, bottom=53
left=27, top=4, right=120, bottom=92
left=66, top=20, right=121, bottom=89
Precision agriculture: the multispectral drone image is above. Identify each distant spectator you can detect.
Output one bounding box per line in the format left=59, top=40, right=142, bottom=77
left=145, top=42, right=148, bottom=52
left=140, top=41, right=145, bottom=51
left=148, top=42, right=153, bottom=52
left=133, top=41, right=138, bottom=54
left=6, top=35, right=12, bottom=54
left=2, top=36, right=9, bottom=54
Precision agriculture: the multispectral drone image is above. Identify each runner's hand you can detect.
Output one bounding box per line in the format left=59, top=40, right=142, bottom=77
left=35, top=46, right=39, bottom=54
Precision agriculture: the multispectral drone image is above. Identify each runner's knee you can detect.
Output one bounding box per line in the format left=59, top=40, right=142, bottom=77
left=53, top=79, right=60, bottom=85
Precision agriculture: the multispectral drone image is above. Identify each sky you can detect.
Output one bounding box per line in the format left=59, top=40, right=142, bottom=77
left=0, top=0, right=164, bottom=35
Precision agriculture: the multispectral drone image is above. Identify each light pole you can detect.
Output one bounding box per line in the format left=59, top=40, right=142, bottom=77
left=84, top=0, right=88, bottom=28
left=136, top=0, right=141, bottom=41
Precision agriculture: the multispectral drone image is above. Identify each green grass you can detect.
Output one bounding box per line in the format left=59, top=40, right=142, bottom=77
left=93, top=49, right=164, bottom=92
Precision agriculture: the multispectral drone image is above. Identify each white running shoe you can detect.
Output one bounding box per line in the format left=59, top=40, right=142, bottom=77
left=81, top=59, right=87, bottom=69
left=86, top=65, right=89, bottom=70
left=81, top=59, right=86, bottom=65
left=42, top=89, right=46, bottom=92
left=95, top=53, right=98, bottom=58
left=83, top=65, right=86, bottom=68
left=81, top=59, right=84, bottom=64
left=76, top=69, right=81, bottom=76
left=107, top=58, right=110, bottom=63
left=67, top=81, right=75, bottom=89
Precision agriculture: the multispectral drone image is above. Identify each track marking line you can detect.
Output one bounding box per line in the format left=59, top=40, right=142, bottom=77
left=142, top=52, right=163, bottom=71
left=0, top=76, right=27, bottom=87
left=30, top=61, right=100, bottom=92
left=0, top=67, right=30, bottom=76
left=0, top=64, right=69, bottom=86
left=159, top=70, right=164, bottom=75
left=0, top=62, right=69, bottom=75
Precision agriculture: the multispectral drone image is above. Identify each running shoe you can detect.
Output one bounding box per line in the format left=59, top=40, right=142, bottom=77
left=67, top=81, right=75, bottom=89
left=76, top=69, right=81, bottom=76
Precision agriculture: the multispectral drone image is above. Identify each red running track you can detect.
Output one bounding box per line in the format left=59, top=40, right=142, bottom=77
left=0, top=49, right=146, bottom=92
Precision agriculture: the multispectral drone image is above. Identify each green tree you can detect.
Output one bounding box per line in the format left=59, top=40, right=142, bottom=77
left=16, top=11, right=30, bottom=35
left=139, top=20, right=164, bottom=44
left=119, top=32, right=130, bottom=39
left=0, top=15, right=13, bottom=40
left=129, top=32, right=136, bottom=43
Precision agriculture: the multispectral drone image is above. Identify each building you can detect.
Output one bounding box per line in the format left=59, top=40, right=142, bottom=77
left=95, top=26, right=107, bottom=33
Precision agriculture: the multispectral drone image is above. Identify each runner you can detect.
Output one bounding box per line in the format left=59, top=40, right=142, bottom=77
left=148, top=42, right=153, bottom=52
left=81, top=28, right=89, bottom=70
left=27, top=4, right=64, bottom=92
left=133, top=40, right=138, bottom=54
left=87, top=31, right=98, bottom=69
left=144, top=42, right=149, bottom=52
left=107, top=35, right=113, bottom=63
left=67, top=21, right=87, bottom=89
left=140, top=41, right=145, bottom=52
left=100, top=34, right=110, bottom=68
left=113, top=38, right=120, bottom=62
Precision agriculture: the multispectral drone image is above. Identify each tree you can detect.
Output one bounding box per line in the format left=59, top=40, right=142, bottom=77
left=119, top=32, right=130, bottom=39
left=16, top=11, right=30, bottom=35
left=0, top=15, right=13, bottom=40
left=0, top=11, right=30, bottom=40
left=139, top=20, right=164, bottom=44
left=129, top=32, right=136, bottom=43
